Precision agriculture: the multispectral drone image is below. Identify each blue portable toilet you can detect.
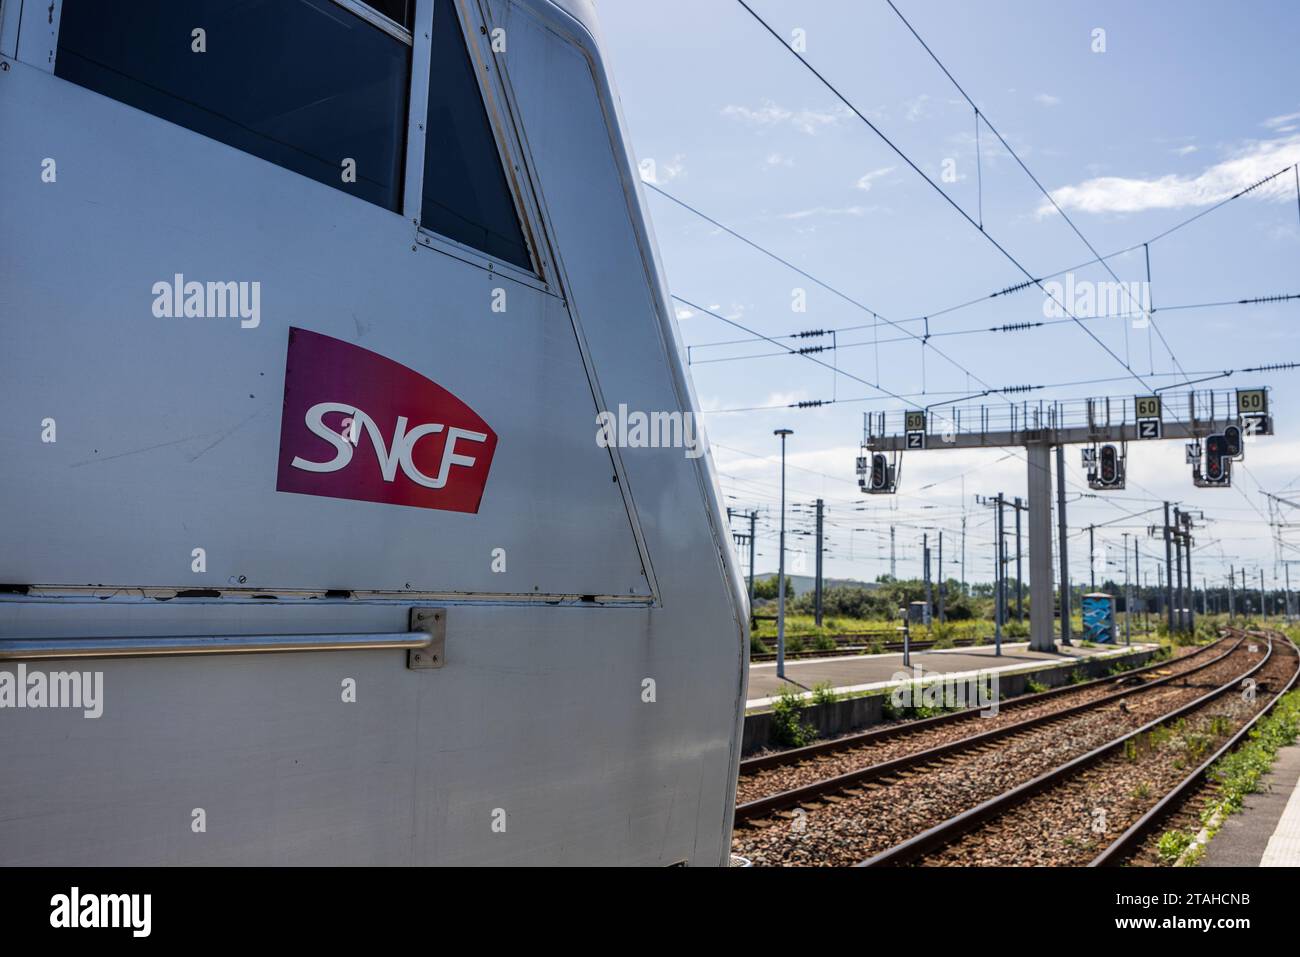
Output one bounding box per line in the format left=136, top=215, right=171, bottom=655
left=1081, top=592, right=1116, bottom=643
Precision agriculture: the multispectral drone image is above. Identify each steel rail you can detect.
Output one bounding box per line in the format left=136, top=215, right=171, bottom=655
left=859, top=630, right=1274, bottom=866
left=1089, top=630, right=1300, bottom=866
left=735, top=635, right=1243, bottom=822
left=741, top=636, right=1226, bottom=774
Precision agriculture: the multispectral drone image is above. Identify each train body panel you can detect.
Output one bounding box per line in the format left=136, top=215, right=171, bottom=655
left=0, top=0, right=747, bottom=865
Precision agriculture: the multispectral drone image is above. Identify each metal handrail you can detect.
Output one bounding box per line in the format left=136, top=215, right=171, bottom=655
left=0, top=631, right=432, bottom=661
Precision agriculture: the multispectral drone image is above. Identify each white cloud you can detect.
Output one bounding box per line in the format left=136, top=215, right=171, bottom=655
left=704, top=302, right=747, bottom=320
left=779, top=205, right=872, bottom=220
left=1172, top=144, right=1198, bottom=156
left=855, top=166, right=895, bottom=191
left=1263, top=110, right=1300, bottom=130
left=721, top=100, right=847, bottom=135
left=1034, top=93, right=1061, bottom=107
left=674, top=306, right=695, bottom=321
left=1038, top=132, right=1300, bottom=215
left=764, top=152, right=794, bottom=168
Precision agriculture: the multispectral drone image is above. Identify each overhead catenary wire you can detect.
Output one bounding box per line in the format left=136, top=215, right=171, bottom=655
left=674, top=166, right=1297, bottom=357
left=687, top=293, right=1300, bottom=366
left=881, top=0, right=1204, bottom=386
left=733, top=0, right=1156, bottom=392
left=647, top=181, right=1011, bottom=403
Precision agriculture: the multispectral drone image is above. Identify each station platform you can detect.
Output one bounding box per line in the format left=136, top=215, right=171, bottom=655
left=746, top=639, right=1155, bottom=708
left=1201, top=742, right=1300, bottom=867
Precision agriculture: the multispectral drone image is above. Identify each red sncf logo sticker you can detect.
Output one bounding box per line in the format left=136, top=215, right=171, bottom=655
left=276, top=327, right=497, bottom=513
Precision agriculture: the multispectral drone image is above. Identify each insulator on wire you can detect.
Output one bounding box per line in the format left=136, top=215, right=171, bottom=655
left=992, top=278, right=1036, bottom=297
left=1239, top=293, right=1300, bottom=305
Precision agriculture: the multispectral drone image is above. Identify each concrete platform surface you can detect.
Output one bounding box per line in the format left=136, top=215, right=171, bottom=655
left=746, top=640, right=1153, bottom=707
left=1202, top=743, right=1300, bottom=867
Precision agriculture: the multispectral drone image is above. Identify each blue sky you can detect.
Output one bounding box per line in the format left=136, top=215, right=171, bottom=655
left=596, top=0, right=1300, bottom=593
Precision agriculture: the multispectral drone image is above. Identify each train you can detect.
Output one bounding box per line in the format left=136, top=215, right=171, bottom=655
left=0, top=0, right=748, bottom=865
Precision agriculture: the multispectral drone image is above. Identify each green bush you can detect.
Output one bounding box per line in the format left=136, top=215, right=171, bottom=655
left=1156, top=830, right=1194, bottom=864
left=770, top=686, right=815, bottom=748
left=752, top=575, right=793, bottom=601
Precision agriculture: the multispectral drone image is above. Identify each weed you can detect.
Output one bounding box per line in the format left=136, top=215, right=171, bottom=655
left=1156, top=830, right=1194, bottom=864
left=811, top=681, right=839, bottom=707
left=771, top=686, right=815, bottom=749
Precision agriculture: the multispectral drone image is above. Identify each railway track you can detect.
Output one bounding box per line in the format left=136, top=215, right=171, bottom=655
left=737, top=636, right=1228, bottom=806
left=731, top=632, right=1264, bottom=866
left=857, top=630, right=1297, bottom=867
left=1092, top=631, right=1300, bottom=867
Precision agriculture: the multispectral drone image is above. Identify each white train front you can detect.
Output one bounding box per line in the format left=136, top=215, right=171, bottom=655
left=0, top=0, right=748, bottom=865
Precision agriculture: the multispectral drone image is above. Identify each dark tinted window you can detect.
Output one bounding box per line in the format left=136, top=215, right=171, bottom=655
left=421, top=0, right=532, bottom=270
left=56, top=0, right=410, bottom=212
left=362, top=0, right=414, bottom=30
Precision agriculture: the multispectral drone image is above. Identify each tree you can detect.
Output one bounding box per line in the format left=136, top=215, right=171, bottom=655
left=752, top=575, right=793, bottom=600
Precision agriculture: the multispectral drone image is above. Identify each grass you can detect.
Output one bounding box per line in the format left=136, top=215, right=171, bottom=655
left=751, top=614, right=995, bottom=644
left=811, top=681, right=838, bottom=706
left=1204, top=688, right=1300, bottom=818
left=1152, top=686, right=1300, bottom=865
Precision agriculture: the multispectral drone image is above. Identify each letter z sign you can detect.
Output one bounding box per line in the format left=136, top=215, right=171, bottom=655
left=276, top=327, right=497, bottom=513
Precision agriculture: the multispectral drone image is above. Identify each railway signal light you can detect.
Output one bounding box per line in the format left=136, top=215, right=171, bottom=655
left=1223, top=424, right=1242, bottom=458
left=1192, top=431, right=1233, bottom=486
left=1099, top=444, right=1118, bottom=485
left=1205, top=434, right=1227, bottom=481
left=857, top=449, right=898, bottom=494
left=1086, top=442, right=1126, bottom=489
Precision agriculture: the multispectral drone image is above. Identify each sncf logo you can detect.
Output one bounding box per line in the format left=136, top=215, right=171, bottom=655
left=276, top=328, right=497, bottom=513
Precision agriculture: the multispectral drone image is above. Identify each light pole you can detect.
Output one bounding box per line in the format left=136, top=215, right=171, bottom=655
left=1122, top=532, right=1131, bottom=646
left=774, top=428, right=793, bottom=680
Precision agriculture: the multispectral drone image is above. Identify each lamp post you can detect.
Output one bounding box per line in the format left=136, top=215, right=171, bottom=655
left=774, top=428, right=793, bottom=680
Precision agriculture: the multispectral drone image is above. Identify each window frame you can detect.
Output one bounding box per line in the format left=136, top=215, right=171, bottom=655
left=334, top=0, right=413, bottom=43
left=409, top=0, right=555, bottom=293
left=39, top=0, right=415, bottom=212
left=19, top=0, right=551, bottom=287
